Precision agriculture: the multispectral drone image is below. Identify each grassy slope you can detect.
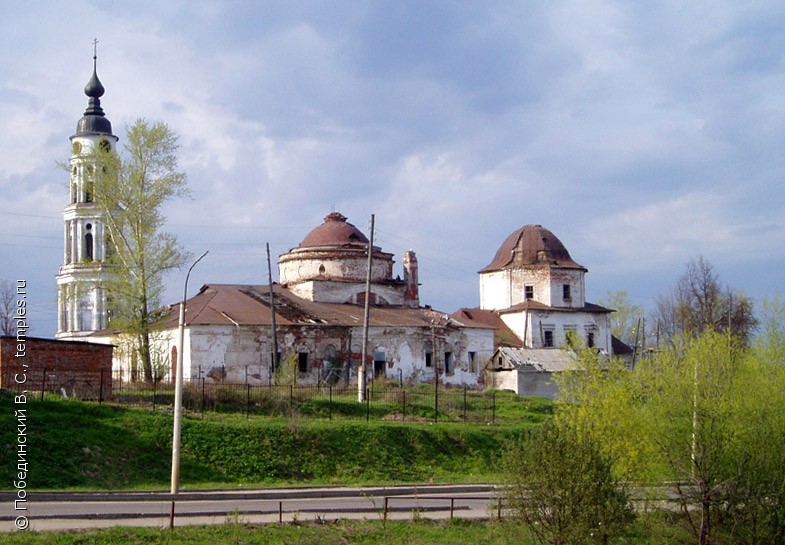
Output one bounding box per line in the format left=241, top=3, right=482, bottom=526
left=0, top=520, right=536, bottom=545
left=1, top=393, right=546, bottom=490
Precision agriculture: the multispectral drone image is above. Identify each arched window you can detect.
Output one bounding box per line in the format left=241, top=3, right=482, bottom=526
left=85, top=224, right=93, bottom=260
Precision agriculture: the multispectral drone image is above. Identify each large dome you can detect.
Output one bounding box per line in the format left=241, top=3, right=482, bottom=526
left=479, top=224, right=585, bottom=272
left=299, top=212, right=369, bottom=247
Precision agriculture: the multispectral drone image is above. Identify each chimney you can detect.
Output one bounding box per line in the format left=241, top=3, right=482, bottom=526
left=403, top=250, right=419, bottom=308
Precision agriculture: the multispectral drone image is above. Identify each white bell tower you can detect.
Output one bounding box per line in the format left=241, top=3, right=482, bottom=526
left=55, top=46, right=118, bottom=338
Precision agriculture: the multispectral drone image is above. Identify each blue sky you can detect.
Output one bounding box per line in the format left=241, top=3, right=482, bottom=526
left=1, top=1, right=784, bottom=336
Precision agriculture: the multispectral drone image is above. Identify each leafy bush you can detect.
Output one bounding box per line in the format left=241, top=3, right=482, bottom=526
left=504, top=421, right=633, bottom=545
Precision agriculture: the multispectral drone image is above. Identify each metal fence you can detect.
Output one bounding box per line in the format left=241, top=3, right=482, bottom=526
left=109, top=374, right=499, bottom=423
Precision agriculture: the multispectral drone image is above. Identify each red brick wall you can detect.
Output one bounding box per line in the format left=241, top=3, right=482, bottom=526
left=0, top=337, right=113, bottom=401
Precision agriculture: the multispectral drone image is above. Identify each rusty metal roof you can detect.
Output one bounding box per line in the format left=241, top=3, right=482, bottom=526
left=299, top=212, right=369, bottom=247
left=479, top=224, right=585, bottom=273
left=158, top=284, right=463, bottom=330
left=450, top=307, right=523, bottom=347
left=489, top=347, right=578, bottom=373
left=500, top=300, right=612, bottom=315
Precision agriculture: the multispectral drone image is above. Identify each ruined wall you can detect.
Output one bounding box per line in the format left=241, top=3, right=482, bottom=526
left=500, top=309, right=612, bottom=351
left=279, top=246, right=394, bottom=286
left=480, top=267, right=586, bottom=310
left=143, top=321, right=492, bottom=387
left=288, top=279, right=405, bottom=305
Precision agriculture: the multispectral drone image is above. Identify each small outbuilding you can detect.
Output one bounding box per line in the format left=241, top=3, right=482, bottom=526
left=485, top=347, right=578, bottom=398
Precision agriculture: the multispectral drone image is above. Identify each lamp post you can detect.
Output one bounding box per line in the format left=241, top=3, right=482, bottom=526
left=171, top=250, right=208, bottom=495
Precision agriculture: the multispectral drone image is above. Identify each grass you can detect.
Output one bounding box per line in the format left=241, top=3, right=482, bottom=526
left=0, top=516, right=697, bottom=544
left=0, top=519, right=533, bottom=545
left=0, top=392, right=540, bottom=490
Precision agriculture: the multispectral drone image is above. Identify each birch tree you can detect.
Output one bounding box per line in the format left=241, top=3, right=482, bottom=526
left=90, top=119, right=190, bottom=381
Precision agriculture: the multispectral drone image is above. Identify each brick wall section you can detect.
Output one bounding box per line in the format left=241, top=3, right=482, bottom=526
left=0, top=337, right=113, bottom=401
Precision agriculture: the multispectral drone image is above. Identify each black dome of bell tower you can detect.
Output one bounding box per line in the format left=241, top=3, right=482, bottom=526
left=74, top=49, right=113, bottom=137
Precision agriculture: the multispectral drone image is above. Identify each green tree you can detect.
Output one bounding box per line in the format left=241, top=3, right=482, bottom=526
left=723, top=310, right=785, bottom=545
left=597, top=289, right=645, bottom=348
left=504, top=419, right=633, bottom=545
left=637, top=331, right=744, bottom=545
left=558, top=330, right=785, bottom=545
left=90, top=119, right=190, bottom=381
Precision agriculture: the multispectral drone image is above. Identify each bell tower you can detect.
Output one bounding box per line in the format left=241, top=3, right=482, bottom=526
left=55, top=44, right=118, bottom=338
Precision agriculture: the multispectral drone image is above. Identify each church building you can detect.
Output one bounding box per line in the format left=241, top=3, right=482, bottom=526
left=453, top=224, right=624, bottom=397
left=141, top=213, right=494, bottom=386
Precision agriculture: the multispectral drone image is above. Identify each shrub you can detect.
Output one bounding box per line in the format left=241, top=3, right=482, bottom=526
left=504, top=421, right=633, bottom=545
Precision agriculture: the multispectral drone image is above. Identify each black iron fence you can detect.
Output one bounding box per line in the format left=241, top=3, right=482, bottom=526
left=110, top=374, right=498, bottom=423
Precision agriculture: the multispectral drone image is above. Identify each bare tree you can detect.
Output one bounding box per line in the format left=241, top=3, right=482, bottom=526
left=0, top=279, right=15, bottom=336
left=653, top=256, right=757, bottom=346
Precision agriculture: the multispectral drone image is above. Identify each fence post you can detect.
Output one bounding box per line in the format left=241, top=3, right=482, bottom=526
left=434, top=371, right=439, bottom=424
left=329, top=385, right=332, bottom=421
left=99, top=369, right=104, bottom=404
left=463, top=385, right=467, bottom=422
left=153, top=376, right=157, bottom=411
left=201, top=377, right=205, bottom=416
left=383, top=497, right=389, bottom=524
left=366, top=388, right=370, bottom=422
left=40, top=368, right=47, bottom=401
left=492, top=391, right=496, bottom=425
left=246, top=383, right=251, bottom=420
left=289, top=384, right=294, bottom=412
left=402, top=390, right=406, bottom=420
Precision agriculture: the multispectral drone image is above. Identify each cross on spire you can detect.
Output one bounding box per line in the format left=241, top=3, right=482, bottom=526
left=93, top=38, right=99, bottom=60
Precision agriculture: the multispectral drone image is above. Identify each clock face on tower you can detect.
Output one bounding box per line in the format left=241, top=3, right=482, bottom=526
left=72, top=141, right=82, bottom=155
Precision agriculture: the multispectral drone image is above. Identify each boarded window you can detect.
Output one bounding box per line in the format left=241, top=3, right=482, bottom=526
left=298, top=352, right=308, bottom=373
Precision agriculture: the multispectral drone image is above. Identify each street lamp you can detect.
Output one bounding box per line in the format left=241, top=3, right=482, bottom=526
left=171, top=250, right=208, bottom=495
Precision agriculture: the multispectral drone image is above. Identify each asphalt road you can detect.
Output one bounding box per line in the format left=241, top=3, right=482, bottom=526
left=1, top=484, right=501, bottom=532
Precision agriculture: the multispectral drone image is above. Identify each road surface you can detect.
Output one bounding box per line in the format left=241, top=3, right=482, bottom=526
left=2, top=484, right=501, bottom=532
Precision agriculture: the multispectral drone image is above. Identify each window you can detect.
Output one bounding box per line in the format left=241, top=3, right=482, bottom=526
left=298, top=352, right=308, bottom=373
left=563, top=284, right=571, bottom=301
left=84, top=182, right=93, bottom=203
left=84, top=223, right=93, bottom=261
left=374, top=351, right=386, bottom=378
left=444, top=351, right=453, bottom=374
left=525, top=285, right=534, bottom=300
left=543, top=330, right=554, bottom=348
left=468, top=351, right=477, bottom=373
left=587, top=331, right=595, bottom=348
left=425, top=351, right=433, bottom=367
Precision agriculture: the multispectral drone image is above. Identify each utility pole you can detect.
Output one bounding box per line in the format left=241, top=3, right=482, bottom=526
left=266, top=243, right=279, bottom=376
left=358, top=214, right=374, bottom=403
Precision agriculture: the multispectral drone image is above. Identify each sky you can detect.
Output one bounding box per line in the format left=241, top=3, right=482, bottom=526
left=1, top=1, right=784, bottom=337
